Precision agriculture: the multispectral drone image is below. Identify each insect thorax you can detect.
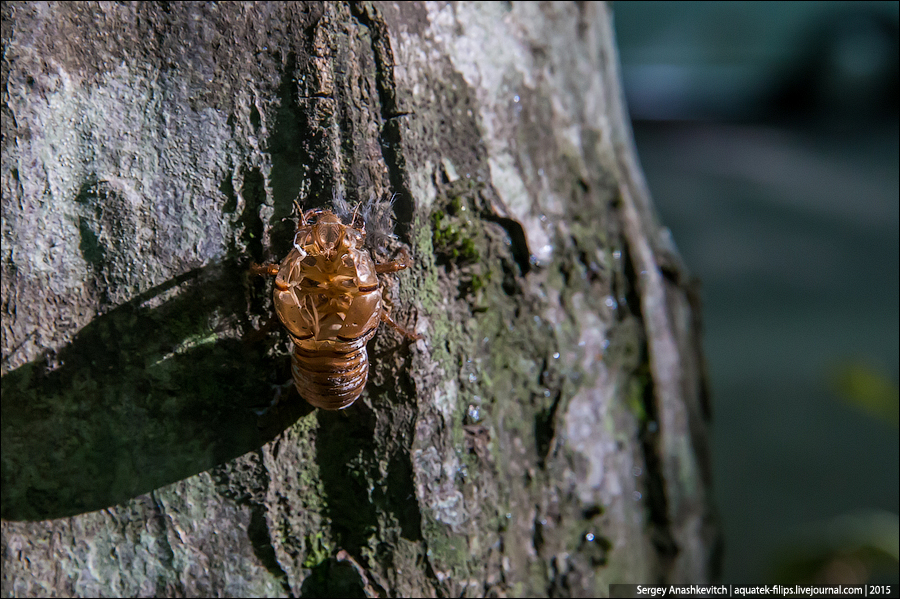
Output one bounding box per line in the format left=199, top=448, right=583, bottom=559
left=273, top=212, right=383, bottom=347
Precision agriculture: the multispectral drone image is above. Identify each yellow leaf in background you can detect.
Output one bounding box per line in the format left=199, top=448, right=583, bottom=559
left=831, top=361, right=899, bottom=428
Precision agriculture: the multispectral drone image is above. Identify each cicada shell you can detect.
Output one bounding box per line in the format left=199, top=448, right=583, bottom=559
left=253, top=207, right=419, bottom=410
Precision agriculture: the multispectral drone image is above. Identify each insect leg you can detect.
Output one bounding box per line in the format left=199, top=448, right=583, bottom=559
left=375, top=247, right=414, bottom=274
left=381, top=311, right=422, bottom=341
left=250, top=263, right=280, bottom=277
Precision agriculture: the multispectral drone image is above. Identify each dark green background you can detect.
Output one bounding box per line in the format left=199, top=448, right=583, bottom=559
left=616, top=0, right=899, bottom=584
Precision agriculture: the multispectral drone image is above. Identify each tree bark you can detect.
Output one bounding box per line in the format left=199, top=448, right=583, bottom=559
left=1, top=2, right=717, bottom=596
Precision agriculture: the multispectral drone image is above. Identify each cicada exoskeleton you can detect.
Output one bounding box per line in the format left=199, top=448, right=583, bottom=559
left=252, top=205, right=420, bottom=410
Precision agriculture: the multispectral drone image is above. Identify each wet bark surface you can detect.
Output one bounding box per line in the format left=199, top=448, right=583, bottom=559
left=1, top=2, right=717, bottom=596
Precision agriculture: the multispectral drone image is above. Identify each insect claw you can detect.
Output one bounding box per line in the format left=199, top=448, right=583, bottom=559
left=250, top=263, right=280, bottom=277
left=381, top=311, right=422, bottom=341
left=375, top=247, right=414, bottom=274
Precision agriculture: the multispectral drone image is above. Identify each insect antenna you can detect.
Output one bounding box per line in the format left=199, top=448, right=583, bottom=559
left=349, top=201, right=365, bottom=231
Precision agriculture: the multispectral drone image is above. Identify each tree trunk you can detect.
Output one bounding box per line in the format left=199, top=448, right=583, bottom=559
left=1, top=2, right=717, bottom=596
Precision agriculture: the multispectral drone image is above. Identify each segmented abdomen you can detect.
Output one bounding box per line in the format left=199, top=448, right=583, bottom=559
left=290, top=344, right=370, bottom=410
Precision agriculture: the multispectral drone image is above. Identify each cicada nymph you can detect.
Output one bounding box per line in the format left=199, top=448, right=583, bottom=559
left=252, top=205, right=420, bottom=410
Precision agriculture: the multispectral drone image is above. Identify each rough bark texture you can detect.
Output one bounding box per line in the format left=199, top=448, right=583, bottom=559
left=1, top=2, right=717, bottom=596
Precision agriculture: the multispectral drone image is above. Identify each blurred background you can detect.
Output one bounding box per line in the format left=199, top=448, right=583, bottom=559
left=615, top=0, right=899, bottom=585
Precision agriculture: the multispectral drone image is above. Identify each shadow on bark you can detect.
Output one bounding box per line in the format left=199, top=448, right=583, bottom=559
left=1, top=262, right=296, bottom=521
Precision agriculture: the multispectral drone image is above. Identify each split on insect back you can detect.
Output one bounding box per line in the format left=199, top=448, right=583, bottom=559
left=250, top=199, right=422, bottom=411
